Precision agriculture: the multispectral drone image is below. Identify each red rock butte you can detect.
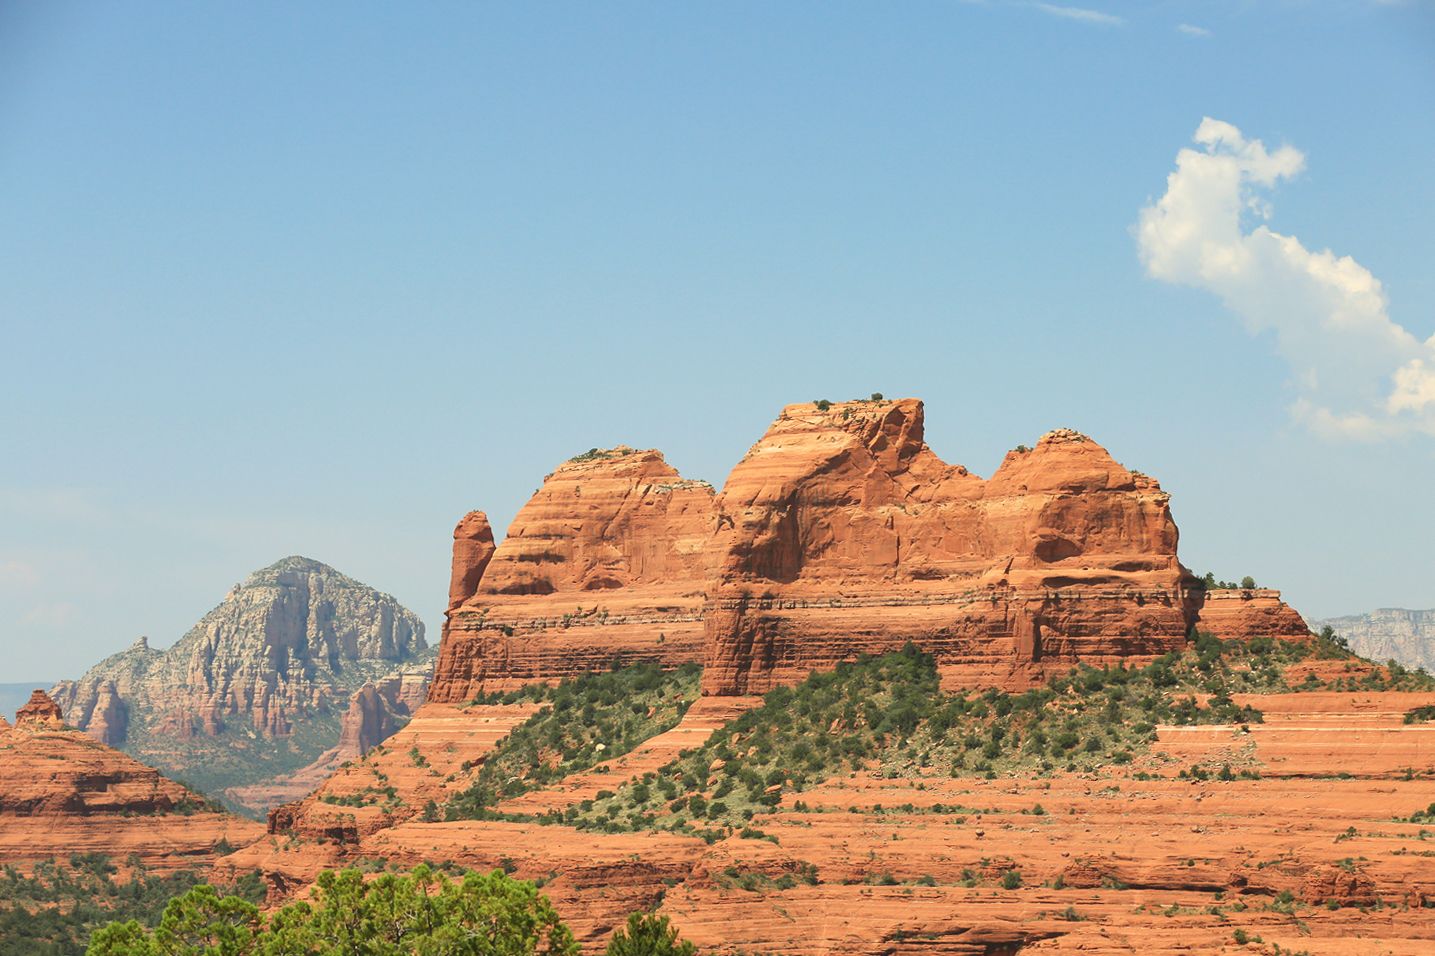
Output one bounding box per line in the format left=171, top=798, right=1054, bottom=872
left=433, top=447, right=718, bottom=700
left=431, top=399, right=1310, bottom=702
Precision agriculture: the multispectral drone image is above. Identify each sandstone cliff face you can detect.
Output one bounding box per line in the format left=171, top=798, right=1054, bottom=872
left=428, top=400, right=1314, bottom=703
left=432, top=448, right=717, bottom=701
left=702, top=400, right=1201, bottom=694
left=0, top=691, right=263, bottom=870
left=51, top=557, right=428, bottom=803
left=337, top=663, right=431, bottom=755
left=448, top=511, right=496, bottom=614
left=1193, top=589, right=1313, bottom=644
left=1312, top=608, right=1435, bottom=672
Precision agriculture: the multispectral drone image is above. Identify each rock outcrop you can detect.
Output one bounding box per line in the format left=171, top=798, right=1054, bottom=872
left=339, top=665, right=431, bottom=754
left=702, top=401, right=1203, bottom=694
left=221, top=657, right=435, bottom=815
left=428, top=399, right=1314, bottom=702
left=0, top=691, right=263, bottom=870
left=1312, top=608, right=1435, bottom=672
left=1193, top=588, right=1314, bottom=644
left=447, top=511, right=497, bottom=614
left=15, top=689, right=64, bottom=724
left=432, top=448, right=717, bottom=700
left=51, top=557, right=428, bottom=804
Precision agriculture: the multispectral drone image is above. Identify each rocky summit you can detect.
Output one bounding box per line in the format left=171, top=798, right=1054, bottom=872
left=51, top=556, right=429, bottom=811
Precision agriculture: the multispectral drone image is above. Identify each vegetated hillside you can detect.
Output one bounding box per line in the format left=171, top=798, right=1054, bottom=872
left=447, top=629, right=1432, bottom=840
left=0, top=854, right=264, bottom=956
left=1313, top=608, right=1435, bottom=673
left=49, top=557, right=429, bottom=808
left=225, top=626, right=1435, bottom=954
left=444, top=664, right=701, bottom=821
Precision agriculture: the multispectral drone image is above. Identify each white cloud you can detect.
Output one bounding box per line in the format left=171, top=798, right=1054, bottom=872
left=1177, top=23, right=1212, bottom=37
left=0, top=560, right=39, bottom=590
left=1137, top=118, right=1435, bottom=439
left=1032, top=3, right=1125, bottom=26
left=22, top=602, right=79, bottom=630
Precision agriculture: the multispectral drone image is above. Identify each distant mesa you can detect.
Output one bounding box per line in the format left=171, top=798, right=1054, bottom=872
left=1310, top=608, right=1435, bottom=673
left=50, top=556, right=429, bottom=815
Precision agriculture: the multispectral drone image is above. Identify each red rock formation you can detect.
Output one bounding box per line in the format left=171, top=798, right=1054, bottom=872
left=429, top=400, right=1319, bottom=703
left=702, top=400, right=1201, bottom=694
left=447, top=511, right=496, bottom=613
left=432, top=447, right=717, bottom=700
left=1194, top=588, right=1312, bottom=643
left=337, top=668, right=429, bottom=755
left=223, top=661, right=434, bottom=815
left=15, top=690, right=63, bottom=724
left=0, top=692, right=263, bottom=871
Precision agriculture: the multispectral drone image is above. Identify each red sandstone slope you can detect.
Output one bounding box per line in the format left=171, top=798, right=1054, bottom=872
left=703, top=400, right=1202, bottom=694
left=0, top=691, right=263, bottom=871
left=432, top=447, right=718, bottom=700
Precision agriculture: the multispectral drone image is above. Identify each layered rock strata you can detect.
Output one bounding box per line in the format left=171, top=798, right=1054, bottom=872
left=432, top=448, right=717, bottom=700
left=429, top=399, right=1313, bottom=702
left=0, top=691, right=263, bottom=870
left=1193, top=589, right=1315, bottom=645
left=701, top=400, right=1205, bottom=694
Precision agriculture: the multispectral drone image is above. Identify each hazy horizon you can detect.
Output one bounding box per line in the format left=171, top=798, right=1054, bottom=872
left=3, top=2, right=1432, bottom=682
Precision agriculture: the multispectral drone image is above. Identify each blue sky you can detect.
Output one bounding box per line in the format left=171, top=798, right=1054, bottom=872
left=2, top=2, right=1432, bottom=681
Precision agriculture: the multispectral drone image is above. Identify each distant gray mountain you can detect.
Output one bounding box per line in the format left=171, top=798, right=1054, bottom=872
left=0, top=683, right=52, bottom=722
left=49, top=556, right=428, bottom=811
left=1311, top=609, right=1435, bottom=673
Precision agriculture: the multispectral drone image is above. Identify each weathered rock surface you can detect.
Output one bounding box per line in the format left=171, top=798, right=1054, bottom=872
left=222, top=657, right=435, bottom=815
left=15, top=689, right=64, bottom=724
left=1193, top=588, right=1315, bottom=644
left=429, top=399, right=1312, bottom=702
left=265, top=701, right=543, bottom=845
left=1313, top=608, right=1435, bottom=672
left=702, top=401, right=1205, bottom=694
left=0, top=691, right=263, bottom=871
left=433, top=448, right=717, bottom=700
left=51, top=557, right=428, bottom=804
left=447, top=510, right=497, bottom=614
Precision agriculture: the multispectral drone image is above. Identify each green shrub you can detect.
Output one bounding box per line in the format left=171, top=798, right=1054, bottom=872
left=87, top=866, right=578, bottom=956
left=604, top=912, right=696, bottom=956
left=1405, top=705, right=1435, bottom=725
left=448, top=664, right=700, bottom=820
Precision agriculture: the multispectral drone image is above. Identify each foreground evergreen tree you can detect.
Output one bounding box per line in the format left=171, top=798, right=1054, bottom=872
left=604, top=912, right=696, bottom=956
left=87, top=865, right=579, bottom=956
